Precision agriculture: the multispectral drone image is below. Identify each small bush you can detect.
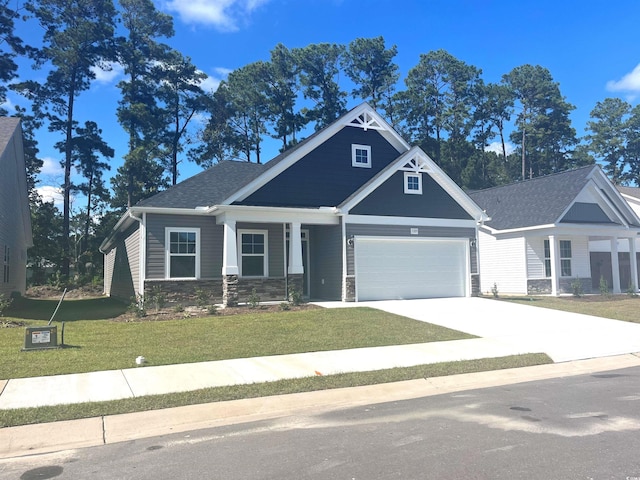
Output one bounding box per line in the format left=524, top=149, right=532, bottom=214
left=279, top=302, right=291, bottom=311
left=248, top=288, right=261, bottom=309
left=0, top=294, right=12, bottom=317
left=288, top=288, right=304, bottom=306
left=627, top=283, right=638, bottom=297
left=173, top=304, right=185, bottom=313
left=207, top=304, right=219, bottom=315
left=128, top=294, right=146, bottom=318
left=571, top=278, right=584, bottom=297
left=194, top=288, right=209, bottom=308
left=599, top=276, right=610, bottom=297
left=491, top=283, right=499, bottom=298
left=148, top=286, right=167, bottom=312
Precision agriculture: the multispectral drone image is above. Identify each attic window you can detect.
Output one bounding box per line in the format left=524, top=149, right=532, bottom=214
left=352, top=144, right=371, bottom=168
left=404, top=172, right=422, bottom=194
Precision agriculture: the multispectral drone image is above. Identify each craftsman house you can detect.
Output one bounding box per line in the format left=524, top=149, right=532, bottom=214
left=469, top=165, right=640, bottom=296
left=101, top=103, right=488, bottom=306
left=0, top=117, right=32, bottom=297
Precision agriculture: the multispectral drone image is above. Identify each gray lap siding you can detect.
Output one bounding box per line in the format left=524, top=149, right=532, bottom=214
left=308, top=224, right=342, bottom=300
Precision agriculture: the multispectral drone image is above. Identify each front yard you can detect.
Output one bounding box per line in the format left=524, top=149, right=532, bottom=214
left=503, top=294, right=640, bottom=323
left=1, top=296, right=474, bottom=380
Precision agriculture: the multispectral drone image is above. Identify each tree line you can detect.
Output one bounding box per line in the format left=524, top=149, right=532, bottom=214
left=1, top=0, right=639, bottom=285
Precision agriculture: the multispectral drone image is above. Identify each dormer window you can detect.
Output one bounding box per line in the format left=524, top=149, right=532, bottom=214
left=352, top=144, right=371, bottom=168
left=404, top=172, right=422, bottom=194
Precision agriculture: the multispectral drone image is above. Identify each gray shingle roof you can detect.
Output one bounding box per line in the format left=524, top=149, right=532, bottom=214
left=0, top=117, right=20, bottom=154
left=618, top=185, right=640, bottom=200
left=136, top=160, right=266, bottom=208
left=469, top=165, right=597, bottom=230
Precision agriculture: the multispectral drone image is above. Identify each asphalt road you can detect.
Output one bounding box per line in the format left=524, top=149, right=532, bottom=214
left=4, top=366, right=640, bottom=480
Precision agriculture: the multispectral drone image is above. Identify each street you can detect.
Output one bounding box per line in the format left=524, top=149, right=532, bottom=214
left=4, top=366, right=640, bottom=480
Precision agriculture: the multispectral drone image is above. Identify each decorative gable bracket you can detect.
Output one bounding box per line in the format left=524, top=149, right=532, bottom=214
left=346, top=111, right=384, bottom=131
left=399, top=153, right=432, bottom=173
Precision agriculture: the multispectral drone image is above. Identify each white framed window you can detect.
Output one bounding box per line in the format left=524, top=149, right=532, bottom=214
left=404, top=172, right=422, bottom=194
left=165, top=228, right=200, bottom=279
left=560, top=240, right=572, bottom=277
left=543, top=239, right=551, bottom=277
left=351, top=144, right=371, bottom=168
left=239, top=229, right=268, bottom=277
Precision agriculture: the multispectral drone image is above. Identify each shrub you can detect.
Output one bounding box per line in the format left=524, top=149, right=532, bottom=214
left=194, top=288, right=209, bottom=308
left=571, top=278, right=584, bottom=297
left=491, top=283, right=499, bottom=298
left=279, top=302, right=291, bottom=311
left=0, top=294, right=12, bottom=317
left=173, top=304, right=185, bottom=313
left=288, top=288, right=304, bottom=306
left=627, top=283, right=638, bottom=297
left=128, top=294, right=146, bottom=318
left=148, top=285, right=167, bottom=312
left=248, top=288, right=261, bottom=309
left=599, top=276, right=610, bottom=297
left=207, top=304, right=219, bottom=315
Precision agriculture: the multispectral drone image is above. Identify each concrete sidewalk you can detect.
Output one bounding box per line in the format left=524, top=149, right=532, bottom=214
left=2, top=354, right=640, bottom=459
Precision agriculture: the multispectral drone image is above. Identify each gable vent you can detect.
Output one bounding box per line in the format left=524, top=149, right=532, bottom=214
left=346, top=112, right=384, bottom=131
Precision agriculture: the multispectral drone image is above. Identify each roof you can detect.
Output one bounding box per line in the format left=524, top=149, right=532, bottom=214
left=136, top=160, right=266, bottom=209
left=469, top=165, right=598, bottom=230
left=0, top=117, right=21, bottom=153
left=618, top=185, right=640, bottom=200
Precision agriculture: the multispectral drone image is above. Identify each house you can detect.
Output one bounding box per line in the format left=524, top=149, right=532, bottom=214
left=469, top=165, right=640, bottom=296
left=100, top=103, right=489, bottom=306
left=0, top=117, right=33, bottom=297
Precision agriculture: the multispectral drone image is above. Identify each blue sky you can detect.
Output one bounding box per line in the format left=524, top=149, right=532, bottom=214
left=5, top=0, right=640, bottom=207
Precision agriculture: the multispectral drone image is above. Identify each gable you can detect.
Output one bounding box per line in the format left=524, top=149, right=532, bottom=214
left=560, top=202, right=617, bottom=224
left=350, top=171, right=473, bottom=219
left=236, top=126, right=403, bottom=208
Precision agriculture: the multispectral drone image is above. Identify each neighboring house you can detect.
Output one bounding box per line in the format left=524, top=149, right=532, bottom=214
left=0, top=117, right=33, bottom=297
left=101, top=103, right=489, bottom=306
left=470, top=165, right=640, bottom=296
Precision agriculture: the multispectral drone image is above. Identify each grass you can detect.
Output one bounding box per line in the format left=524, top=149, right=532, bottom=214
left=0, top=353, right=552, bottom=428
left=502, top=294, right=640, bottom=323
left=0, top=297, right=475, bottom=380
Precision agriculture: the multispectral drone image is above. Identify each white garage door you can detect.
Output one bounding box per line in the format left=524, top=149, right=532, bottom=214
left=355, top=237, right=468, bottom=301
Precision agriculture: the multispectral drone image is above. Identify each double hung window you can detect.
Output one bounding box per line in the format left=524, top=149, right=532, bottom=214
left=166, top=228, right=199, bottom=279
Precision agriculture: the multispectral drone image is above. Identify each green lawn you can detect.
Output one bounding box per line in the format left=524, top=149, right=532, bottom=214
left=1, top=297, right=475, bottom=380
left=503, top=295, right=640, bottom=323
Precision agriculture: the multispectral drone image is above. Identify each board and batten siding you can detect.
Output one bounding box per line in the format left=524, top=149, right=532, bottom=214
left=477, top=230, right=526, bottom=294
left=345, top=223, right=475, bottom=276
left=146, top=214, right=222, bottom=279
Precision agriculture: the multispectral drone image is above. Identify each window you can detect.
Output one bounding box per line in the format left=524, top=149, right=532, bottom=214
left=351, top=144, right=371, bottom=168
left=239, top=230, right=268, bottom=277
left=543, top=239, right=572, bottom=276
left=166, top=228, right=200, bottom=279
left=3, top=246, right=9, bottom=283
left=560, top=240, right=572, bottom=276
left=404, top=172, right=422, bottom=194
left=543, top=240, right=551, bottom=277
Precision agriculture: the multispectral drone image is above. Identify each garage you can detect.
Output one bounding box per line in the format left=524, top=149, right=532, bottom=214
left=354, top=237, right=468, bottom=301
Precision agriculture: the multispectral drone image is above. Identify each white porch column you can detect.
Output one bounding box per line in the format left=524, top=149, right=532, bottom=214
left=611, top=237, right=621, bottom=294
left=222, top=220, right=239, bottom=275
left=288, top=221, right=304, bottom=275
left=630, top=237, right=638, bottom=291
left=549, top=235, right=559, bottom=296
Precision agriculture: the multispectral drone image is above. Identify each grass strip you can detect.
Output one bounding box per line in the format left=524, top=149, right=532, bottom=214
left=0, top=353, right=551, bottom=428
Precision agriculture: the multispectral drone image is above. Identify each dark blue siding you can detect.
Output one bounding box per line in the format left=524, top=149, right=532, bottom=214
left=237, top=126, right=402, bottom=208
left=350, top=171, right=472, bottom=219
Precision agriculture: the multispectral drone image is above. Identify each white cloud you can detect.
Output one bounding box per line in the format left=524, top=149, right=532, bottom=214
left=163, top=0, right=269, bottom=31
left=37, top=186, right=64, bottom=206
left=485, top=141, right=515, bottom=156
left=91, top=62, right=124, bottom=84
left=40, top=156, right=64, bottom=177
left=606, top=64, right=640, bottom=94
left=199, top=67, right=231, bottom=93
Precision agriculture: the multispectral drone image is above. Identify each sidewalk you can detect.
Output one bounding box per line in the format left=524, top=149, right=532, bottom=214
left=2, top=354, right=640, bottom=459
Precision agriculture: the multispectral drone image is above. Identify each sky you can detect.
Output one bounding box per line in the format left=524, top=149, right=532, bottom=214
left=5, top=0, right=640, bottom=208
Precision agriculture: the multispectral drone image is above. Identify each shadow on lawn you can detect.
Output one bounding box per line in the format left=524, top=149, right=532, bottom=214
left=7, top=296, right=128, bottom=321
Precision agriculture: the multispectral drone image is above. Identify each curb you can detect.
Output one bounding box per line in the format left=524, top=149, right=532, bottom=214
left=1, top=353, right=639, bottom=459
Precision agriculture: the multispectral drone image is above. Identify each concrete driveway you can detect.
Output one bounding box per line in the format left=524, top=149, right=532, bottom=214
left=320, top=297, right=640, bottom=363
